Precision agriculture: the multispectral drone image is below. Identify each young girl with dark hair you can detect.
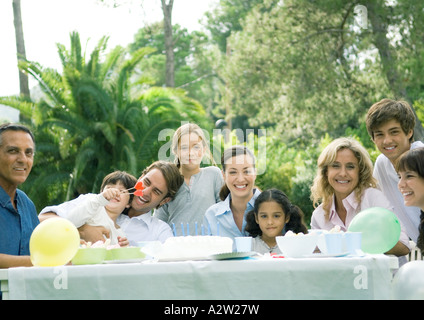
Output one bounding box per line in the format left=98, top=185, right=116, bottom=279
left=246, top=188, right=308, bottom=254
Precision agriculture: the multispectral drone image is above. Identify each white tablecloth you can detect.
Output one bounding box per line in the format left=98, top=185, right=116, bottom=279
left=2, top=254, right=398, bottom=300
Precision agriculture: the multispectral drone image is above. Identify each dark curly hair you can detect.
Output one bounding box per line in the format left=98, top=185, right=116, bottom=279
left=245, top=188, right=308, bottom=237
left=418, top=211, right=424, bottom=252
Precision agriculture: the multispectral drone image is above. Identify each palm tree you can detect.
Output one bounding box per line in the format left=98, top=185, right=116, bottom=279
left=12, top=0, right=29, bottom=97
left=0, top=31, right=210, bottom=211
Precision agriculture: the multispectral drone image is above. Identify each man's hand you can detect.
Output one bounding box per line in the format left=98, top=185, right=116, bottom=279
left=78, top=224, right=110, bottom=243
left=38, top=212, right=59, bottom=222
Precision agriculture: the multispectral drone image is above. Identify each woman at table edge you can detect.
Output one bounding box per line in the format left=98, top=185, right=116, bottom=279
left=397, top=147, right=424, bottom=252
left=310, top=137, right=410, bottom=257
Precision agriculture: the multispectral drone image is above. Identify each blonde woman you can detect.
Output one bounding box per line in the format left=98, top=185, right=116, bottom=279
left=154, top=123, right=224, bottom=236
left=310, top=137, right=410, bottom=257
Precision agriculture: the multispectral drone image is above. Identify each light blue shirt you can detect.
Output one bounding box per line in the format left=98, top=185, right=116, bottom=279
left=203, top=189, right=261, bottom=239
left=117, top=213, right=173, bottom=245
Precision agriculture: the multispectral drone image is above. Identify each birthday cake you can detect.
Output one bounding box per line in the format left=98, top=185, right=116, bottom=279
left=153, top=236, right=233, bottom=261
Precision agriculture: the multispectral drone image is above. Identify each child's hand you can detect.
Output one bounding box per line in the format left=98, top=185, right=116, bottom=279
left=101, top=188, right=121, bottom=201
left=118, top=236, right=129, bottom=247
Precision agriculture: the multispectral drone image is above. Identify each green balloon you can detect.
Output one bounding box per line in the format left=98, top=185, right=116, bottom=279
left=348, top=207, right=401, bottom=254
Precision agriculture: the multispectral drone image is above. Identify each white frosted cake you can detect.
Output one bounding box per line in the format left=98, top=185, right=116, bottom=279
left=155, top=236, right=233, bottom=261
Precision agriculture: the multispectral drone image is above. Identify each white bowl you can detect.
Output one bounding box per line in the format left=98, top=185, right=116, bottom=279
left=276, top=234, right=319, bottom=258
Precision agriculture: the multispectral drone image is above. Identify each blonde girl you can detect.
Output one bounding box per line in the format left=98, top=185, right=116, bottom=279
left=154, top=123, right=223, bottom=235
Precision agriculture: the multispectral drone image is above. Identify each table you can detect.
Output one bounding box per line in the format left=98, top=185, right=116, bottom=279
left=0, top=269, right=8, bottom=300
left=0, top=254, right=398, bottom=300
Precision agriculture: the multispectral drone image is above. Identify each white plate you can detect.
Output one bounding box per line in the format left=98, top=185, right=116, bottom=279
left=210, top=251, right=255, bottom=260
left=103, top=259, right=146, bottom=264
left=303, top=252, right=349, bottom=258
left=157, top=256, right=211, bottom=262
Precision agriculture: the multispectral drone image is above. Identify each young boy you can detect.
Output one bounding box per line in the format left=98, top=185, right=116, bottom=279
left=366, top=98, right=424, bottom=242
left=49, top=171, right=137, bottom=246
left=39, top=161, right=184, bottom=245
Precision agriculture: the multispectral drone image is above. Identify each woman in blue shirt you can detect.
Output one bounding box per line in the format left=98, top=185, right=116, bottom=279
left=203, top=145, right=260, bottom=239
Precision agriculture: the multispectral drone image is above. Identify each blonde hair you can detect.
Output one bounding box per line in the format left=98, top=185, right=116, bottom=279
left=171, top=123, right=215, bottom=168
left=310, top=137, right=376, bottom=219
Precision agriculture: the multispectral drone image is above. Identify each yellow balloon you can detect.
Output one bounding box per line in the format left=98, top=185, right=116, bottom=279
left=30, top=218, right=80, bottom=267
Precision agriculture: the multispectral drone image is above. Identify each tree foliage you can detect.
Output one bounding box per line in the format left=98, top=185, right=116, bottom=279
left=201, top=0, right=422, bottom=143
left=129, top=22, right=221, bottom=116
left=0, top=31, right=209, bottom=211
left=197, top=0, right=424, bottom=215
left=4, top=0, right=424, bottom=218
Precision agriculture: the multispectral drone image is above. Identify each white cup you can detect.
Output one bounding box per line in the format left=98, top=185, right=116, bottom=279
left=344, top=232, right=362, bottom=255
left=235, top=237, right=252, bottom=252
left=324, top=233, right=343, bottom=255
left=136, top=241, right=161, bottom=258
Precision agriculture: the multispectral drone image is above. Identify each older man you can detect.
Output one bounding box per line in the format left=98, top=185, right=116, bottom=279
left=0, top=123, right=39, bottom=268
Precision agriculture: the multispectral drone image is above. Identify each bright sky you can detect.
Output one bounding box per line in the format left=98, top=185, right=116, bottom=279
left=0, top=0, right=218, bottom=96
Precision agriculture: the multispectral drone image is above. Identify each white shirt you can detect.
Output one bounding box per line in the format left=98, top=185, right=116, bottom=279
left=40, top=193, right=95, bottom=218
left=66, top=193, right=126, bottom=245
left=40, top=194, right=173, bottom=245
left=252, top=236, right=281, bottom=254
left=116, top=213, right=173, bottom=246
left=373, top=141, right=424, bottom=242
